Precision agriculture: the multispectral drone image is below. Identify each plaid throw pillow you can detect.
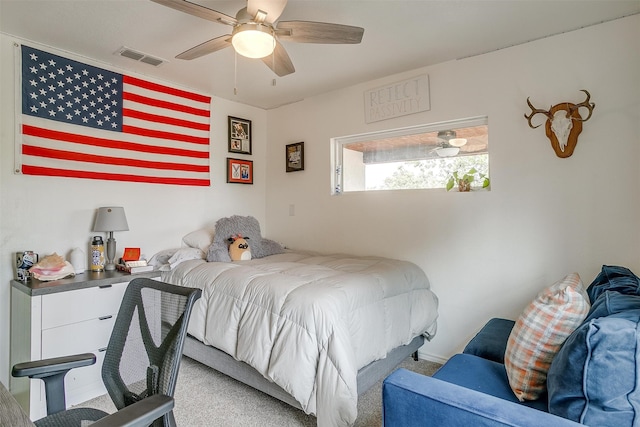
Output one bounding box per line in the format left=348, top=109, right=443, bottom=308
left=504, top=273, right=590, bottom=401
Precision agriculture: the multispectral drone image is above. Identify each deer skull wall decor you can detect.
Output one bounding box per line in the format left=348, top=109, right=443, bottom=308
left=524, top=90, right=595, bottom=158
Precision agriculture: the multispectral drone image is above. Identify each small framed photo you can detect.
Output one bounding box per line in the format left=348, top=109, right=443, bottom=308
left=228, top=116, right=252, bottom=154
left=227, top=158, right=253, bottom=184
left=285, top=142, right=304, bottom=172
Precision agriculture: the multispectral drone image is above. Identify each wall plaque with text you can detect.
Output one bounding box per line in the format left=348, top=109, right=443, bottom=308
left=364, top=75, right=430, bottom=123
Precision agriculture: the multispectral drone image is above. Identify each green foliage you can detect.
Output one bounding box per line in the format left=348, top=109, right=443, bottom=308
left=382, top=161, right=440, bottom=190
left=377, top=155, right=489, bottom=191
left=446, top=167, right=490, bottom=191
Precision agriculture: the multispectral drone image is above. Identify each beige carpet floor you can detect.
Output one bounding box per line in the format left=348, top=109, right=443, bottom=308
left=77, top=355, right=441, bottom=426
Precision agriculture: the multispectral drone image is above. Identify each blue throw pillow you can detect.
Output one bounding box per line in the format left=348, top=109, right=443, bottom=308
left=586, top=265, right=640, bottom=303
left=463, top=318, right=515, bottom=364
left=584, top=290, right=640, bottom=323
left=547, top=309, right=640, bottom=426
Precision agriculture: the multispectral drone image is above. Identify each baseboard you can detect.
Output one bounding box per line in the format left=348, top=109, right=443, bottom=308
left=417, top=349, right=448, bottom=365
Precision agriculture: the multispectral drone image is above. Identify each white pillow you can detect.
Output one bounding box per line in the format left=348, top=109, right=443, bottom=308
left=182, top=227, right=215, bottom=253
left=168, top=247, right=205, bottom=269
left=148, top=248, right=179, bottom=268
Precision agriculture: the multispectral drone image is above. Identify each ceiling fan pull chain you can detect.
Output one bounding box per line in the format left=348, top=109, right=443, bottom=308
left=271, top=51, right=276, bottom=86
left=234, top=51, right=238, bottom=96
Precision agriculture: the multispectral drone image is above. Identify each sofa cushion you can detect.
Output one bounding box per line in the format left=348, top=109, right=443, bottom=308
left=586, top=265, right=640, bottom=303
left=433, top=354, right=548, bottom=412
left=547, top=309, right=640, bottom=426
left=584, top=290, right=640, bottom=323
left=384, top=368, right=581, bottom=427
left=463, top=318, right=515, bottom=364
left=504, top=273, right=590, bottom=401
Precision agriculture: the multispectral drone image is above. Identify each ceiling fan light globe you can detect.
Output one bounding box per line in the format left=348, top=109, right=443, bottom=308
left=232, top=23, right=275, bottom=58
left=435, top=147, right=460, bottom=157
left=449, top=138, right=467, bottom=147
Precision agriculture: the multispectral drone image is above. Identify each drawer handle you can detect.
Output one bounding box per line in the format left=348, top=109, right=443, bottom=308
left=99, top=315, right=113, bottom=321
left=98, top=284, right=113, bottom=289
left=98, top=347, right=107, bottom=352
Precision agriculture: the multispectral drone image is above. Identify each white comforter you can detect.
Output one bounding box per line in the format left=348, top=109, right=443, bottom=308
left=162, top=251, right=438, bottom=426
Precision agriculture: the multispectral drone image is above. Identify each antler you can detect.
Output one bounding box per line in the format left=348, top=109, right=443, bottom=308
left=524, top=97, right=552, bottom=128
left=570, top=90, right=595, bottom=122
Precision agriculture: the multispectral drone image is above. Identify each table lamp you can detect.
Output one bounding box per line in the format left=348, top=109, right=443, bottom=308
left=93, top=207, right=129, bottom=271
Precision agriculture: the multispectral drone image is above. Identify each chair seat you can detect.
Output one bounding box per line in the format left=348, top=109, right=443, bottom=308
left=34, top=407, right=108, bottom=427
left=433, top=353, right=548, bottom=412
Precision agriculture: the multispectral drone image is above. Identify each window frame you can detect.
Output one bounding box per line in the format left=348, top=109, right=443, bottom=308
left=331, top=116, right=489, bottom=194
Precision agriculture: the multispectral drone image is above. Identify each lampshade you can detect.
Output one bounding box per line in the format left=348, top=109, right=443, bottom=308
left=232, top=23, right=275, bottom=59
left=93, top=207, right=129, bottom=232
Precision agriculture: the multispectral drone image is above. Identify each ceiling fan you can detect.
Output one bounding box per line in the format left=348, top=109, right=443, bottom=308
left=151, top=0, right=365, bottom=77
left=432, top=130, right=468, bottom=157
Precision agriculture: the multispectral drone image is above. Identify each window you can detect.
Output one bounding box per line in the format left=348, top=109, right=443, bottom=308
left=332, top=116, right=489, bottom=194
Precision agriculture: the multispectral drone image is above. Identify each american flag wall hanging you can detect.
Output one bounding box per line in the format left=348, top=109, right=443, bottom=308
left=16, top=44, right=211, bottom=186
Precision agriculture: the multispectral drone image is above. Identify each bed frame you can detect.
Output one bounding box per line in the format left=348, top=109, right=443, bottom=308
left=183, top=334, right=426, bottom=410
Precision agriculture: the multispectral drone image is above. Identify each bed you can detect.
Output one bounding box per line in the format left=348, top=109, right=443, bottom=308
left=159, top=250, right=438, bottom=426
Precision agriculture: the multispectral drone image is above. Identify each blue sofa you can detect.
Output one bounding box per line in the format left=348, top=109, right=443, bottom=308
left=382, top=265, right=640, bottom=426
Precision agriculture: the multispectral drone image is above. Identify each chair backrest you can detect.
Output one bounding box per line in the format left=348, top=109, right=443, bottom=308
left=101, top=278, right=201, bottom=425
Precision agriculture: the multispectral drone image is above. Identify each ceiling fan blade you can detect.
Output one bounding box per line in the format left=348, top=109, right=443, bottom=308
left=276, top=21, right=364, bottom=44
left=176, top=35, right=232, bottom=60
left=151, top=0, right=237, bottom=26
left=261, top=41, right=295, bottom=77
left=247, top=0, right=288, bottom=24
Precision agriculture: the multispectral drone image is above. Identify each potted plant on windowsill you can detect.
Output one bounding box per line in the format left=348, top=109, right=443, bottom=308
left=446, top=168, right=490, bottom=192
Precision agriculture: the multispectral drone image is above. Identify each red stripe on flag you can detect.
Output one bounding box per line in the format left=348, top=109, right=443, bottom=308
left=21, top=165, right=210, bottom=186
left=123, top=75, right=211, bottom=104
left=23, top=124, right=209, bottom=159
left=22, top=145, right=209, bottom=173
left=122, top=108, right=209, bottom=132
left=123, top=92, right=209, bottom=118
left=123, top=125, right=209, bottom=145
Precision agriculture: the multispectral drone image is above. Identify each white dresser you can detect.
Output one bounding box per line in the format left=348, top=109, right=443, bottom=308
left=10, top=271, right=159, bottom=421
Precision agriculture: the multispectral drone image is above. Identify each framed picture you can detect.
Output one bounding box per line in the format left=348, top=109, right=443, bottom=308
left=228, top=116, right=252, bottom=154
left=227, top=158, right=253, bottom=184
left=285, top=142, right=304, bottom=172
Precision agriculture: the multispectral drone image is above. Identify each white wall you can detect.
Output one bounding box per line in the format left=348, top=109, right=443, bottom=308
left=0, top=34, right=268, bottom=385
left=265, top=15, right=640, bottom=362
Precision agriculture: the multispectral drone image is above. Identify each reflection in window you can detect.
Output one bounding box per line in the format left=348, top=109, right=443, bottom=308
left=332, top=117, right=489, bottom=193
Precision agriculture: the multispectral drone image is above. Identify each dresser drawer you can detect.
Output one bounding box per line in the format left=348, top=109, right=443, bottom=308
left=40, top=318, right=115, bottom=409
left=41, top=282, right=128, bottom=329
left=61, top=349, right=107, bottom=405
left=41, top=316, right=115, bottom=358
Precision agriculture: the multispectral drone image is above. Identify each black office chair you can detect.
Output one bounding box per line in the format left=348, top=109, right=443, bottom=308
left=13, top=278, right=202, bottom=427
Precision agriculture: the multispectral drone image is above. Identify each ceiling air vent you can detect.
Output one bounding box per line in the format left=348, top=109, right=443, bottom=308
left=116, top=46, right=167, bottom=67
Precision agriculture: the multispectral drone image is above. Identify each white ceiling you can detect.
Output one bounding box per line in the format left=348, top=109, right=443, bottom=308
left=1, top=0, right=639, bottom=110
